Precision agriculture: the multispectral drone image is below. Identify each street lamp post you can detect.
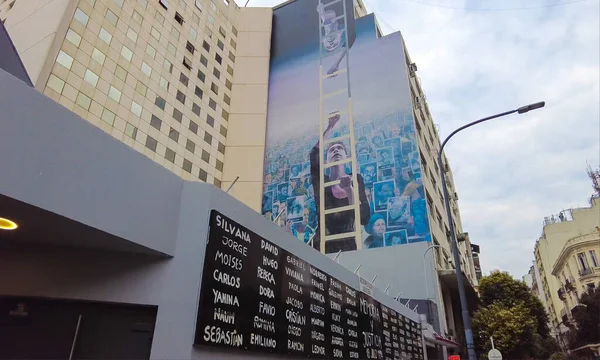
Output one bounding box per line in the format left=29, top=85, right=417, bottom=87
left=437, top=101, right=545, bottom=360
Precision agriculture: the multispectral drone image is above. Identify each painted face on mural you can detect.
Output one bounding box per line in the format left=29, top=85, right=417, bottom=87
left=373, top=219, right=386, bottom=236
left=364, top=166, right=376, bottom=182
left=326, top=142, right=347, bottom=163
left=380, top=184, right=394, bottom=199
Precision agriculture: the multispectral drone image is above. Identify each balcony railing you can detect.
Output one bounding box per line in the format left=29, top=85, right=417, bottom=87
left=579, top=267, right=595, bottom=277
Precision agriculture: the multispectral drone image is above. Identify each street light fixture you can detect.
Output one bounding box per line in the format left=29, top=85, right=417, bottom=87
left=438, top=101, right=545, bottom=360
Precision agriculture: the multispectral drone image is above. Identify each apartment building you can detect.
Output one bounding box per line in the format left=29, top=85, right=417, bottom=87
left=534, top=195, right=600, bottom=345
left=2, top=0, right=272, bottom=190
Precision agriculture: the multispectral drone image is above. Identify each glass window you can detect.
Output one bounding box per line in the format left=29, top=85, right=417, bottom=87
left=127, top=28, right=138, bottom=43
left=76, top=92, right=92, bottom=110
left=189, top=26, right=198, bottom=39
left=216, top=159, right=223, bottom=172
left=215, top=53, right=222, bottom=65
left=165, top=148, right=176, bottom=163
left=101, top=108, right=116, bottom=125
left=217, top=142, right=225, bottom=154
left=213, top=68, right=220, bottom=79
left=84, top=69, right=99, bottom=87
left=155, top=96, right=166, bottom=110
left=151, top=27, right=161, bottom=41
left=220, top=125, right=227, bottom=136
left=201, top=150, right=210, bottom=162
left=163, top=59, right=173, bottom=73
left=145, top=44, right=156, bottom=59
left=183, top=159, right=192, bottom=173
left=232, top=26, right=238, bottom=36
left=136, top=81, right=147, bottom=95
left=121, top=45, right=133, bottom=61
left=174, top=12, right=184, bottom=25
left=74, top=8, right=89, bottom=26
left=146, top=135, right=157, bottom=152
left=189, top=120, right=198, bottom=134
left=590, top=250, right=599, bottom=267
left=125, top=123, right=137, bottom=139
left=199, top=168, right=208, bottom=181
left=169, top=127, right=179, bottom=142
left=132, top=10, right=143, bottom=23
left=200, top=55, right=208, bottom=67
left=186, top=139, right=195, bottom=153
left=167, top=42, right=177, bottom=56
left=206, top=114, right=214, bottom=127
left=138, top=0, right=148, bottom=8
left=115, top=65, right=127, bottom=81
left=131, top=101, right=142, bottom=117
left=65, top=29, right=82, bottom=47
left=91, top=48, right=106, bottom=65
left=176, top=90, right=186, bottom=104
left=228, top=51, right=235, bottom=62
left=195, top=0, right=203, bottom=11
left=204, top=132, right=212, bottom=145
left=47, top=74, right=65, bottom=93
left=183, top=57, right=193, bottom=70
left=218, top=26, right=226, bottom=38
left=99, top=28, right=112, bottom=44
left=197, top=70, right=206, bottom=82
left=195, top=86, right=203, bottom=98
left=210, top=1, right=217, bottom=12
left=186, top=41, right=195, bottom=54
left=225, top=79, right=232, bottom=90
left=113, top=0, right=124, bottom=7
left=56, top=50, right=74, bottom=69
left=159, top=77, right=169, bottom=90
left=108, top=86, right=122, bottom=102
left=150, top=115, right=162, bottom=130
left=214, top=178, right=221, bottom=187
left=209, top=98, right=216, bottom=110
left=172, top=27, right=180, bottom=40
left=192, top=103, right=201, bottom=116
left=230, top=39, right=236, bottom=49
left=211, top=83, right=218, bottom=94
left=578, top=253, right=590, bottom=270
left=180, top=73, right=189, bottom=86
left=141, top=62, right=152, bottom=77
left=106, top=9, right=118, bottom=26
left=223, top=93, right=230, bottom=105
left=217, top=39, right=224, bottom=51
left=203, top=41, right=210, bottom=52
left=173, top=108, right=183, bottom=122
left=221, top=109, right=229, bottom=121
left=155, top=11, right=165, bottom=24
left=227, top=65, right=233, bottom=76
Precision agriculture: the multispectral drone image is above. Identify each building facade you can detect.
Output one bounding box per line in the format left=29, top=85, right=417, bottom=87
left=533, top=195, right=600, bottom=346
left=3, top=0, right=480, bottom=358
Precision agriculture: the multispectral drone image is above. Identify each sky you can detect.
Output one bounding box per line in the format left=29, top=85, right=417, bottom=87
left=237, top=0, right=600, bottom=277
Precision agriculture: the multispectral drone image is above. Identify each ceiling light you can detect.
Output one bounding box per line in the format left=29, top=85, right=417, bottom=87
left=0, top=217, right=18, bottom=230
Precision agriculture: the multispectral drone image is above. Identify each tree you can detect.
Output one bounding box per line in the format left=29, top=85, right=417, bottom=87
left=566, top=287, right=599, bottom=349
left=472, top=271, right=559, bottom=359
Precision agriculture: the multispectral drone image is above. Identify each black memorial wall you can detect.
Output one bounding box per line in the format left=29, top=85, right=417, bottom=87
left=195, top=210, right=424, bottom=360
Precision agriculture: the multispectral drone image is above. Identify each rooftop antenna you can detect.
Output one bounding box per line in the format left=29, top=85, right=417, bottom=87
left=371, top=274, right=378, bottom=284
left=244, top=0, right=250, bottom=6
left=332, top=250, right=342, bottom=262
left=225, top=176, right=239, bottom=193
left=384, top=284, right=391, bottom=294
left=395, top=292, right=402, bottom=301
left=354, top=264, right=362, bottom=274
left=405, top=299, right=411, bottom=308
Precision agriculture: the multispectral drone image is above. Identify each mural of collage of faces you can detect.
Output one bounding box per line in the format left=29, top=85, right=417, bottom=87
left=262, top=111, right=432, bottom=253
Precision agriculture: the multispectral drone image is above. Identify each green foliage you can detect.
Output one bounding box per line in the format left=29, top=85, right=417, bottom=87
left=473, top=271, right=557, bottom=359
left=567, top=287, right=599, bottom=349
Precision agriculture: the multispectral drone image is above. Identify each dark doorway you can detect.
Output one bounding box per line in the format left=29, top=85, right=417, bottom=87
left=0, top=296, right=157, bottom=360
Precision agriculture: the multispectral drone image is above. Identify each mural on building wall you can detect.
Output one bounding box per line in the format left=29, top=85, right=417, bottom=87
left=262, top=0, right=430, bottom=254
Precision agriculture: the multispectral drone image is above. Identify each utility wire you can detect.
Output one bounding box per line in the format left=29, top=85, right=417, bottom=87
left=399, top=0, right=596, bottom=11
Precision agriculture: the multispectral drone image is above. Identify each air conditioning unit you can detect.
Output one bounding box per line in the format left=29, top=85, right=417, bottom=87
left=453, top=192, right=459, bottom=200
left=410, top=63, right=418, bottom=72
left=443, top=164, right=450, bottom=173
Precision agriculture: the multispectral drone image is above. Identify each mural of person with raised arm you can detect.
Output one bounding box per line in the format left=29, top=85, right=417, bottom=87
left=310, top=113, right=371, bottom=253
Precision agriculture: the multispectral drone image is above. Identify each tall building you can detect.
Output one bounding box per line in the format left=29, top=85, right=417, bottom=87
left=2, top=0, right=272, bottom=189
left=3, top=0, right=479, bottom=358
left=533, top=193, right=600, bottom=347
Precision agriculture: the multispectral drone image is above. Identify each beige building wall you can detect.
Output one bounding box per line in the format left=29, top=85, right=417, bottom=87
left=220, top=7, right=272, bottom=211
left=4, top=0, right=249, bottom=191
left=534, top=197, right=600, bottom=330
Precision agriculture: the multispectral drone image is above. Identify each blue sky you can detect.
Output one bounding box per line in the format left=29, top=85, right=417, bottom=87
left=238, top=0, right=600, bottom=277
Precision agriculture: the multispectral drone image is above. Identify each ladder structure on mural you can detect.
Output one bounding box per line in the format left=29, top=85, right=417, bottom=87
left=317, top=0, right=361, bottom=253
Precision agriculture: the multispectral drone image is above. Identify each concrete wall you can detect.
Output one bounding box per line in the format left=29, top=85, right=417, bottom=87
left=221, top=7, right=272, bottom=211
left=4, top=0, right=74, bottom=88
left=0, top=67, right=421, bottom=359
left=0, top=68, right=182, bottom=256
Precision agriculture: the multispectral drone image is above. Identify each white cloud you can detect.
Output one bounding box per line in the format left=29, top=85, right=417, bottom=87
left=240, top=0, right=600, bottom=277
